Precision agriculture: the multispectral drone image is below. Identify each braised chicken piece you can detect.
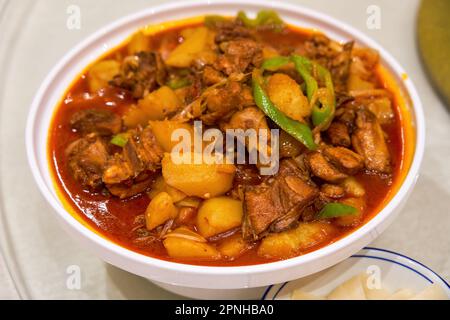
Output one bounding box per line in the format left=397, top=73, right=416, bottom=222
left=65, top=124, right=163, bottom=198
left=214, top=39, right=263, bottom=75
left=221, top=107, right=271, bottom=161
left=234, top=164, right=263, bottom=186
left=201, top=81, right=254, bottom=124
left=279, top=130, right=306, bottom=158
left=229, top=164, right=262, bottom=202
left=320, top=184, right=345, bottom=199
left=70, top=109, right=122, bottom=136
left=335, top=93, right=354, bottom=108
left=306, top=152, right=348, bottom=183
left=300, top=34, right=354, bottom=92
left=352, top=107, right=391, bottom=173
left=331, top=42, right=354, bottom=92
left=322, top=146, right=364, bottom=175
left=101, top=127, right=163, bottom=198
left=65, top=133, right=109, bottom=189
left=202, top=66, right=225, bottom=85
left=243, top=160, right=318, bottom=240
left=326, top=122, right=351, bottom=147
left=335, top=103, right=357, bottom=128
left=214, top=20, right=254, bottom=43
left=221, top=107, right=269, bottom=133
left=305, top=145, right=364, bottom=183
left=106, top=174, right=155, bottom=199
left=103, top=126, right=163, bottom=185
left=110, top=52, right=167, bottom=99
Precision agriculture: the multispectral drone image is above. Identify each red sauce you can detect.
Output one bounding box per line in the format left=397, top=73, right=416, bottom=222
left=48, top=22, right=404, bottom=266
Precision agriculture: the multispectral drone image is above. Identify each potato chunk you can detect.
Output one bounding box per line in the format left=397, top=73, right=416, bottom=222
left=138, top=86, right=183, bottom=121
left=197, top=197, right=243, bottom=238
left=347, top=73, right=375, bottom=91
left=165, top=27, right=214, bottom=67
left=149, top=120, right=194, bottom=153
left=148, top=176, right=187, bottom=203
left=218, top=234, right=251, bottom=260
left=122, top=104, right=149, bottom=128
left=367, top=97, right=394, bottom=125
left=122, top=86, right=183, bottom=128
left=258, top=221, right=337, bottom=259
left=127, top=31, right=150, bottom=55
left=145, top=192, right=178, bottom=230
left=163, top=228, right=221, bottom=261
left=341, top=177, right=365, bottom=198
left=87, top=60, right=120, bottom=93
left=267, top=73, right=310, bottom=121
left=161, top=153, right=235, bottom=198
left=176, top=197, right=202, bottom=208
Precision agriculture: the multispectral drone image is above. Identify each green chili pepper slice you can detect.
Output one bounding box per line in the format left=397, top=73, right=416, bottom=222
left=312, top=64, right=335, bottom=129
left=204, top=15, right=228, bottom=28
left=252, top=69, right=317, bottom=150
left=257, top=55, right=336, bottom=136
left=317, top=203, right=358, bottom=219
left=290, top=55, right=319, bottom=102
left=260, top=56, right=291, bottom=72
left=167, top=77, right=191, bottom=90
left=237, top=10, right=284, bottom=31
left=110, top=133, right=129, bottom=147
left=261, top=55, right=336, bottom=130
left=291, top=54, right=335, bottom=130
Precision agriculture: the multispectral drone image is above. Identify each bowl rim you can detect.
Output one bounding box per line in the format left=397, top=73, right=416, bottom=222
left=25, top=0, right=425, bottom=279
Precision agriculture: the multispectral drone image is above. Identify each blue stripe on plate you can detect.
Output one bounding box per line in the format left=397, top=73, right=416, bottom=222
left=263, top=247, right=447, bottom=299
left=271, top=281, right=289, bottom=300
left=350, top=255, right=433, bottom=284
left=261, top=285, right=273, bottom=300
left=364, top=247, right=450, bottom=289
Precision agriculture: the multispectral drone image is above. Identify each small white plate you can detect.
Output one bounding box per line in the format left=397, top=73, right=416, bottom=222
left=262, top=247, right=450, bottom=300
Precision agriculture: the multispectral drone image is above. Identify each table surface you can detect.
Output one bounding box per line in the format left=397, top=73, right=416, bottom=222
left=0, top=0, right=448, bottom=300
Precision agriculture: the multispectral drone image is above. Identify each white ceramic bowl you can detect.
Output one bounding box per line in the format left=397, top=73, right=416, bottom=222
left=26, top=0, right=425, bottom=295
